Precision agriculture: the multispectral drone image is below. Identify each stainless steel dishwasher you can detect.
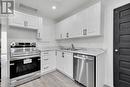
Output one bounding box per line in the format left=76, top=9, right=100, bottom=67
left=73, top=53, right=95, bottom=87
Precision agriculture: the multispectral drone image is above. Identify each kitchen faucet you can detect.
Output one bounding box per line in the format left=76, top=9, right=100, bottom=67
left=71, top=44, right=75, bottom=50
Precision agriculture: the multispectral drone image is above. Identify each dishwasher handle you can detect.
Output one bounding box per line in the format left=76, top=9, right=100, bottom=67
left=74, top=56, right=94, bottom=61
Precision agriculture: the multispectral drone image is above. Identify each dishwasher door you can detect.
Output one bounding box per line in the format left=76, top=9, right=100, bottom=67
left=73, top=55, right=94, bottom=87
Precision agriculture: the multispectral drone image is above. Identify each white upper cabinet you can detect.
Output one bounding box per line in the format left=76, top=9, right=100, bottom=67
left=8, top=11, right=40, bottom=30
left=8, top=11, right=25, bottom=27
left=86, top=2, right=101, bottom=36
left=56, top=2, right=101, bottom=40
left=25, top=14, right=39, bottom=29
left=37, top=17, right=43, bottom=39
left=56, top=19, right=70, bottom=39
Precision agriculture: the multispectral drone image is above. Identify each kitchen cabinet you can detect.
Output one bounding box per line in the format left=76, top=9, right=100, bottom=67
left=37, top=17, right=43, bottom=39
left=41, top=51, right=56, bottom=74
left=38, top=18, right=56, bottom=42
left=56, top=51, right=64, bottom=71
left=8, top=11, right=40, bottom=30
left=56, top=2, right=101, bottom=40
left=56, top=22, right=67, bottom=39
left=64, top=52, right=73, bottom=78
left=56, top=51, right=73, bottom=78
left=85, top=2, right=101, bottom=36
left=56, top=16, right=74, bottom=39
left=8, top=11, right=25, bottom=28
left=25, top=14, right=39, bottom=29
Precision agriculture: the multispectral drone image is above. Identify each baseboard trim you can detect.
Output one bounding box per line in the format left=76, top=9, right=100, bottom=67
left=56, top=69, right=74, bottom=80
left=41, top=68, right=56, bottom=75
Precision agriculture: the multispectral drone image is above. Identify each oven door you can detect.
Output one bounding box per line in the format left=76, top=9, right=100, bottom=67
left=10, top=57, right=40, bottom=78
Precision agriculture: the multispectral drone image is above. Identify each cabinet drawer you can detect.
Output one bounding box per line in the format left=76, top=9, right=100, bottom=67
left=43, top=65, right=50, bottom=71
left=41, top=52, right=49, bottom=59
left=42, top=55, right=49, bottom=59
left=42, top=52, right=49, bottom=56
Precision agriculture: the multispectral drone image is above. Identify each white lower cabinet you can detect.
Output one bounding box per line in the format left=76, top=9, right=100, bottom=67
left=41, top=50, right=73, bottom=78
left=64, top=52, right=73, bottom=78
left=56, top=51, right=64, bottom=71
left=56, top=51, right=73, bottom=79
left=41, top=51, right=56, bottom=74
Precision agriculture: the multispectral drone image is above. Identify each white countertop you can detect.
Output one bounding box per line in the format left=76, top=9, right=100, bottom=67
left=71, top=48, right=104, bottom=56
left=39, top=47, right=105, bottom=56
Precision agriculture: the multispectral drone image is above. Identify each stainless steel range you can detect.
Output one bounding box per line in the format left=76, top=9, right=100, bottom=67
left=10, top=42, right=41, bottom=86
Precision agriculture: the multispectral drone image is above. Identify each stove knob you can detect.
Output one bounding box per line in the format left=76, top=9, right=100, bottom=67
left=11, top=42, right=16, bottom=46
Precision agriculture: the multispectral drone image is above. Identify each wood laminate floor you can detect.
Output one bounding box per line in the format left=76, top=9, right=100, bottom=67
left=17, top=71, right=84, bottom=87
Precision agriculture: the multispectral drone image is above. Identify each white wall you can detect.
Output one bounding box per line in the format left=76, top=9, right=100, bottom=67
left=56, top=0, right=130, bottom=87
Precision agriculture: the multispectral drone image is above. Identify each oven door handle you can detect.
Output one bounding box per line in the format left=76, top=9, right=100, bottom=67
left=10, top=63, right=15, bottom=66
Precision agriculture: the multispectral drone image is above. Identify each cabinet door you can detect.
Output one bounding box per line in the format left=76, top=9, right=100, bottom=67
left=56, top=22, right=66, bottom=39
left=63, top=18, right=73, bottom=38
left=48, top=51, right=56, bottom=70
left=64, top=52, right=73, bottom=78
left=37, top=17, right=43, bottom=39
left=55, top=24, right=62, bottom=40
left=71, top=13, right=83, bottom=37
left=8, top=11, right=24, bottom=27
left=26, top=15, right=39, bottom=29
left=56, top=51, right=64, bottom=72
left=78, top=8, right=89, bottom=36
left=9, top=11, right=40, bottom=30
left=87, top=2, right=101, bottom=36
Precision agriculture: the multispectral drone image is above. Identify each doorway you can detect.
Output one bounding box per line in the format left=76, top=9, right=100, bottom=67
left=114, top=3, right=130, bottom=87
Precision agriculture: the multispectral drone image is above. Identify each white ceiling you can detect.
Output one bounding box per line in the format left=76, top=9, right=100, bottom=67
left=15, top=0, right=99, bottom=22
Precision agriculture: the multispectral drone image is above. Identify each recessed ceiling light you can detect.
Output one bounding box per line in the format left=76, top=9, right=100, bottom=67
left=52, top=6, right=56, bottom=10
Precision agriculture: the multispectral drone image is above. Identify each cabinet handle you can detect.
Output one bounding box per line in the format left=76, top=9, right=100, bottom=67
left=44, top=66, right=49, bottom=69
left=83, top=29, right=87, bottom=35
left=60, top=34, right=62, bottom=39
left=24, top=21, right=28, bottom=26
left=62, top=52, right=64, bottom=58
left=44, top=59, right=49, bottom=61
left=39, top=33, right=40, bottom=37
left=66, top=32, right=69, bottom=38
left=44, top=52, right=48, bottom=54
